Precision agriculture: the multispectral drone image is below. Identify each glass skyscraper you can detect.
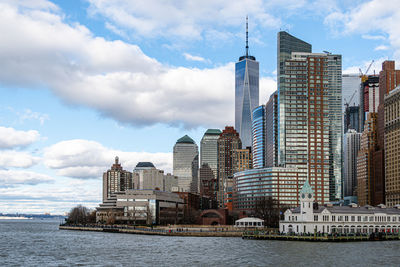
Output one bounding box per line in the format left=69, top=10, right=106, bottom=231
left=200, top=129, right=221, bottom=179
left=252, top=105, right=266, bottom=168
left=173, top=135, right=199, bottom=193
left=277, top=31, right=312, bottom=166
left=235, top=19, right=259, bottom=148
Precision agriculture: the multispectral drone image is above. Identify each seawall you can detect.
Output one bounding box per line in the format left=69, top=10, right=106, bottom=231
left=59, top=225, right=243, bottom=237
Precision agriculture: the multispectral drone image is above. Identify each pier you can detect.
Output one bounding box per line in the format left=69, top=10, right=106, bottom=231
left=242, top=231, right=400, bottom=242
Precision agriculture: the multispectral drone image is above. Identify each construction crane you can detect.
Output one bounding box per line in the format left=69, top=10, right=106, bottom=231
left=359, top=60, right=375, bottom=83
left=344, top=90, right=357, bottom=110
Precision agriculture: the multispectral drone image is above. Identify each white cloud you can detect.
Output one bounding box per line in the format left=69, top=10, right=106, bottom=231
left=0, top=150, right=40, bottom=168
left=0, top=180, right=101, bottom=214
left=0, top=169, right=53, bottom=187
left=17, top=109, right=49, bottom=125
left=325, top=0, right=400, bottom=59
left=259, top=77, right=277, bottom=104
left=0, top=126, right=40, bottom=149
left=183, top=53, right=208, bottom=63
left=86, top=0, right=281, bottom=39
left=362, top=34, right=386, bottom=41
left=0, top=1, right=240, bottom=129
left=375, top=45, right=389, bottom=51
left=44, top=139, right=172, bottom=179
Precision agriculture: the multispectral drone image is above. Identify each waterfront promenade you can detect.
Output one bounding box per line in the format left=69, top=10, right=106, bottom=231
left=59, top=224, right=244, bottom=237
left=243, top=230, right=400, bottom=242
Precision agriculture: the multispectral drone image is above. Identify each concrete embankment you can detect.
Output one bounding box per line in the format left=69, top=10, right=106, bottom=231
left=59, top=225, right=243, bottom=237
left=243, top=232, right=400, bottom=242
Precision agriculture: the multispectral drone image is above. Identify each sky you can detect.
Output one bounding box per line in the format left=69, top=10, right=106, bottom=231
left=1, top=0, right=400, bottom=214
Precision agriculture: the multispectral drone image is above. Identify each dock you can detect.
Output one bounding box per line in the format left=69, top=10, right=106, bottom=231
left=242, top=231, right=400, bottom=242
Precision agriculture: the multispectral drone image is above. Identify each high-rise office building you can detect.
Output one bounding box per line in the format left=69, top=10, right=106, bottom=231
left=234, top=147, right=252, bottom=172
left=265, top=91, right=279, bottom=167
left=133, top=162, right=178, bottom=192
left=200, top=129, right=221, bottom=179
left=385, top=85, right=400, bottom=206
left=357, top=113, right=378, bottom=206
left=342, top=74, right=361, bottom=113
left=173, top=135, right=199, bottom=193
left=378, top=61, right=400, bottom=206
left=326, top=54, right=343, bottom=201
left=102, top=156, right=133, bottom=202
left=252, top=105, right=266, bottom=168
left=217, top=126, right=241, bottom=208
left=235, top=17, right=259, bottom=148
left=359, top=75, right=379, bottom=132
left=343, top=129, right=361, bottom=197
left=344, top=106, right=360, bottom=133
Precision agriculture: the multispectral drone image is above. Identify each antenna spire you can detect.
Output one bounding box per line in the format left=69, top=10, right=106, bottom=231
left=246, top=16, right=249, bottom=57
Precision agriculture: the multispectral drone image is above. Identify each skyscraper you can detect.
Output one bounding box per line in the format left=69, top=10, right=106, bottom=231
left=385, top=85, right=400, bottom=206
left=357, top=113, right=378, bottom=206
left=235, top=17, right=259, bottom=148
left=344, top=106, right=360, bottom=133
left=342, top=74, right=361, bottom=113
left=359, top=75, right=379, bottom=132
left=252, top=105, right=266, bottom=168
left=343, top=129, right=361, bottom=197
left=277, top=31, right=312, bottom=167
left=265, top=91, right=278, bottom=167
left=200, top=129, right=221, bottom=179
left=102, top=156, right=133, bottom=202
left=217, top=126, right=241, bottom=208
left=173, top=135, right=199, bottom=193
left=279, top=51, right=342, bottom=204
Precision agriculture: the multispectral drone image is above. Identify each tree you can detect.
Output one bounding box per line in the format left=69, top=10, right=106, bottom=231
left=66, top=205, right=91, bottom=225
left=253, top=196, right=283, bottom=228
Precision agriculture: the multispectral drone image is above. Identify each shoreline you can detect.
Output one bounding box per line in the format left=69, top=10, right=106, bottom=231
left=59, top=225, right=244, bottom=237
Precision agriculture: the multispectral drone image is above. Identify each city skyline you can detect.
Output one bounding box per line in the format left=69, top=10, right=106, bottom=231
left=2, top=0, right=400, bottom=214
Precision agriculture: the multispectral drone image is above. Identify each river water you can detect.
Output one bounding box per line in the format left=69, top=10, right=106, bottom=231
left=1, top=219, right=399, bottom=266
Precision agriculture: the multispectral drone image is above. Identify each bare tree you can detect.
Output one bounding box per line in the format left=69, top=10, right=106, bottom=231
left=67, top=205, right=90, bottom=225
left=253, top=196, right=281, bottom=228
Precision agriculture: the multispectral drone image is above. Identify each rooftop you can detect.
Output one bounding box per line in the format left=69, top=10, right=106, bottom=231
left=176, top=135, right=195, bottom=144
left=299, top=180, right=313, bottom=195
left=135, top=162, right=155, bottom=168
left=204, top=129, right=222, bottom=135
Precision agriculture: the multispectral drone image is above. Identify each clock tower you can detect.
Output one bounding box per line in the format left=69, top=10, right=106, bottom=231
left=299, top=179, right=314, bottom=222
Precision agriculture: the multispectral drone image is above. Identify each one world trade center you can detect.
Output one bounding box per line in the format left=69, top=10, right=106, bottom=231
left=235, top=17, right=259, bottom=148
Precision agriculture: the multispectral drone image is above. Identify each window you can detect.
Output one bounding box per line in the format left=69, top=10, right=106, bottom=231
left=345, top=216, right=349, bottom=222
left=314, top=215, right=319, bottom=222
left=332, top=215, right=336, bottom=222
left=351, top=216, right=355, bottom=222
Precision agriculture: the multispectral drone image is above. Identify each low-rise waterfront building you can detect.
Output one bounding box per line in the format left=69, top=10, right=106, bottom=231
left=96, top=189, right=184, bottom=225
left=234, top=217, right=264, bottom=228
left=279, top=181, right=400, bottom=234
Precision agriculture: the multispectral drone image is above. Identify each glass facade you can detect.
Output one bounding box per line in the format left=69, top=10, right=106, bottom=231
left=233, top=167, right=306, bottom=210
left=327, top=54, right=343, bottom=201
left=277, top=31, right=311, bottom=167
left=200, top=129, right=221, bottom=179
left=265, top=91, right=278, bottom=167
left=173, top=135, right=199, bottom=193
left=235, top=58, right=259, bottom=148
left=343, top=129, right=361, bottom=197
left=252, top=105, right=266, bottom=168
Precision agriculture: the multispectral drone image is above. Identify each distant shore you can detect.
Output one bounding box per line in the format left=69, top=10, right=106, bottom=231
left=59, top=224, right=245, bottom=237
left=0, top=216, right=32, bottom=220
